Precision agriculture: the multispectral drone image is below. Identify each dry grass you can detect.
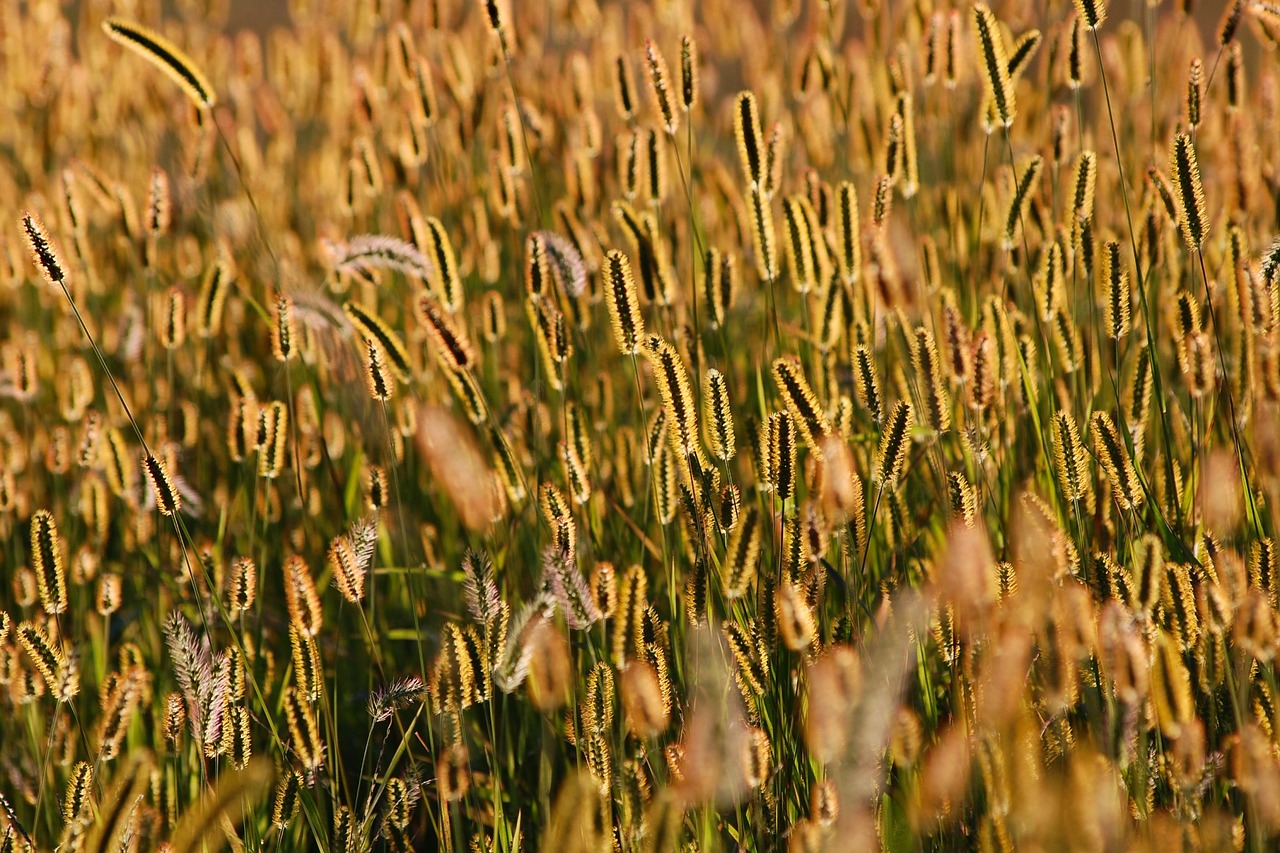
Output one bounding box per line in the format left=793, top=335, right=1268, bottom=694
left=3, top=0, right=1280, bottom=850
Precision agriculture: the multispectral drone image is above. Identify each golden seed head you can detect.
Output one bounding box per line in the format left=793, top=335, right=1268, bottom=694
left=1073, top=0, right=1107, bottom=30
left=30, top=510, right=67, bottom=616
left=972, top=4, right=1016, bottom=127
left=875, top=401, right=913, bottom=485
left=734, top=91, right=765, bottom=189
left=102, top=17, right=216, bottom=109
left=20, top=211, right=67, bottom=288
left=1170, top=132, right=1208, bottom=249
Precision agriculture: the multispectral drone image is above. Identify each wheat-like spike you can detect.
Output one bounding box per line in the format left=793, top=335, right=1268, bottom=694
left=1070, top=150, right=1098, bottom=223
left=367, top=463, right=391, bottom=511
left=284, top=555, right=322, bottom=637
left=1164, top=563, right=1200, bottom=650
left=20, top=211, right=68, bottom=288
left=883, top=113, right=904, bottom=185
left=1075, top=210, right=1096, bottom=279
left=1150, top=629, right=1194, bottom=736
left=419, top=217, right=462, bottom=312
left=409, top=54, right=439, bottom=127
left=748, top=185, right=778, bottom=280
left=1252, top=539, right=1279, bottom=604
left=1186, top=331, right=1215, bottom=398
left=1052, top=411, right=1092, bottom=503
left=1126, top=346, right=1154, bottom=455
left=1073, top=0, right=1106, bottom=30
left=703, top=369, right=736, bottom=462
left=875, top=401, right=912, bottom=485
left=1061, top=14, right=1085, bottom=90
left=1226, top=41, right=1244, bottom=110
left=497, top=105, right=524, bottom=176
left=481, top=290, right=507, bottom=344
left=562, top=441, right=591, bottom=505
left=645, top=128, right=668, bottom=203
left=525, top=232, right=552, bottom=300
left=776, top=577, right=816, bottom=651
left=763, top=121, right=786, bottom=198
left=143, top=453, right=181, bottom=516
left=488, top=425, right=526, bottom=505
left=852, top=344, right=884, bottom=423
left=1002, top=155, right=1043, bottom=250
left=330, top=805, right=356, bottom=851
left=259, top=401, right=289, bottom=479
left=896, top=93, right=919, bottom=197
left=283, top=687, right=325, bottom=776
left=1051, top=105, right=1071, bottom=165
left=660, top=445, right=680, bottom=517
left=912, top=326, right=952, bottom=432
left=604, top=249, right=645, bottom=355
left=62, top=761, right=93, bottom=828
left=17, top=621, right=72, bottom=701
left=679, top=34, right=698, bottom=111
left=613, top=53, right=636, bottom=121
left=1217, top=0, right=1245, bottom=43
left=1186, top=57, right=1203, bottom=128
left=938, top=297, right=972, bottom=384
left=482, top=0, right=507, bottom=36
left=973, top=4, right=1016, bottom=128
left=158, top=286, right=186, bottom=350
left=703, top=247, right=736, bottom=328
left=947, top=471, right=977, bottom=527
left=724, top=505, right=763, bottom=599
left=924, top=12, right=943, bottom=84
left=645, top=337, right=700, bottom=459
left=30, top=509, right=67, bottom=615
left=539, top=483, right=571, bottom=529
left=329, top=533, right=367, bottom=605
left=1100, top=240, right=1131, bottom=339
left=1171, top=132, right=1208, bottom=248
left=871, top=173, right=894, bottom=228
left=940, top=8, right=961, bottom=88
left=290, top=623, right=323, bottom=703
left=1007, top=29, right=1043, bottom=81
left=102, top=18, right=215, bottom=109
left=145, top=166, right=171, bottom=240
left=735, top=91, right=765, bottom=188
left=611, top=565, right=646, bottom=665
left=525, top=299, right=564, bottom=391
left=816, top=276, right=845, bottom=351
left=195, top=256, right=232, bottom=338
left=271, top=292, right=296, bottom=363
left=343, top=301, right=412, bottom=381
left=645, top=39, right=678, bottom=134
left=564, top=401, right=593, bottom=475
left=835, top=181, right=862, bottom=285
left=782, top=196, right=817, bottom=293
left=1145, top=167, right=1180, bottom=230
left=418, top=294, right=476, bottom=369
left=1129, top=534, right=1165, bottom=617
left=1092, top=411, right=1143, bottom=510
left=228, top=557, right=257, bottom=612
left=772, top=357, right=831, bottom=439
left=770, top=411, right=798, bottom=502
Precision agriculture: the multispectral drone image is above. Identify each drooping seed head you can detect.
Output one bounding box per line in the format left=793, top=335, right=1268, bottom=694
left=972, top=4, right=1016, bottom=127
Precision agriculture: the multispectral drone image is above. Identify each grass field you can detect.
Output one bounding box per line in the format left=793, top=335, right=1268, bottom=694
left=3, top=0, right=1280, bottom=850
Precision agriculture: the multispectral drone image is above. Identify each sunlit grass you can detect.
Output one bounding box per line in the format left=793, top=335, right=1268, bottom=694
left=3, top=0, right=1280, bottom=850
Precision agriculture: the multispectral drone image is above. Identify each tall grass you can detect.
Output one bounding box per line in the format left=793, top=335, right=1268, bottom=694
left=3, top=0, right=1280, bottom=850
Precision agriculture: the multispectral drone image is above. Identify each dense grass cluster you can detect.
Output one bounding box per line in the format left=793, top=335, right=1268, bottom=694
left=5, top=0, right=1280, bottom=849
